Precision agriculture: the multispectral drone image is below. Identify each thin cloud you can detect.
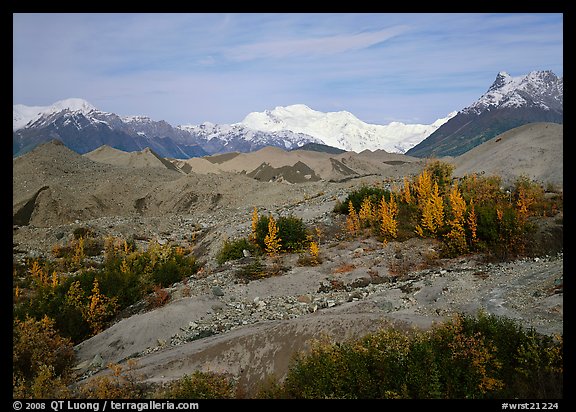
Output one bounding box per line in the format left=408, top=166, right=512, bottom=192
left=226, top=26, right=410, bottom=61
left=13, top=13, right=562, bottom=126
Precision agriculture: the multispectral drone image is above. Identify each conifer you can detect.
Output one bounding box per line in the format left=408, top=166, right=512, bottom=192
left=445, top=184, right=468, bottom=254
left=380, top=192, right=398, bottom=240
left=250, top=207, right=259, bottom=242
left=346, top=201, right=361, bottom=236
left=358, top=197, right=374, bottom=227
left=264, top=214, right=282, bottom=256
left=467, top=199, right=478, bottom=245
left=402, top=176, right=412, bottom=204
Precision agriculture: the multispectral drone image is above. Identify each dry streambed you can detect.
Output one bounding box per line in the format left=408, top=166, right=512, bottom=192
left=73, top=234, right=563, bottom=396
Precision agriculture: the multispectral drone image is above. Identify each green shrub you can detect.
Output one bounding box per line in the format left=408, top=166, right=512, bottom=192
left=254, top=215, right=309, bottom=253
left=97, top=258, right=145, bottom=309
left=15, top=241, right=201, bottom=345
left=235, top=258, right=266, bottom=281
left=13, top=316, right=75, bottom=398
left=455, top=312, right=561, bottom=398
left=334, top=185, right=390, bottom=215
left=425, top=160, right=455, bottom=195
left=151, top=254, right=199, bottom=287
left=474, top=204, right=530, bottom=260
left=283, top=329, right=413, bottom=399
left=157, top=371, right=236, bottom=399
left=14, top=270, right=96, bottom=343
left=276, top=216, right=309, bottom=252
left=277, top=313, right=562, bottom=399
left=216, top=238, right=258, bottom=264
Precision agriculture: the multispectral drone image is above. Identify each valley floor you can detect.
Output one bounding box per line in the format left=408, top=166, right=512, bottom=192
left=13, top=171, right=563, bottom=397
left=70, top=234, right=563, bottom=396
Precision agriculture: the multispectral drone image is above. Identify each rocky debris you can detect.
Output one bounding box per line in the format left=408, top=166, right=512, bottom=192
left=12, top=144, right=563, bottom=393
left=74, top=235, right=563, bottom=378
left=74, top=247, right=563, bottom=395
left=11, top=173, right=385, bottom=267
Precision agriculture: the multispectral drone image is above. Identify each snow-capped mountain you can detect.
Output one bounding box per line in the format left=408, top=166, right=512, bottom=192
left=406, top=70, right=563, bottom=158
left=12, top=99, right=323, bottom=158
left=13, top=99, right=206, bottom=158
left=464, top=70, right=563, bottom=114
left=178, top=121, right=323, bottom=154
left=237, top=104, right=455, bottom=153
left=13, top=98, right=97, bottom=131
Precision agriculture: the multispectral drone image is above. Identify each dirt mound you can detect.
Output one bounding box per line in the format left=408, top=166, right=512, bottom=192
left=247, top=161, right=322, bottom=183
left=103, top=314, right=403, bottom=395
left=13, top=141, right=189, bottom=227
left=450, top=122, right=563, bottom=188
left=171, top=146, right=425, bottom=182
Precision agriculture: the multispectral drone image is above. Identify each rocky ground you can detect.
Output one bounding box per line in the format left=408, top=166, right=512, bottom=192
left=37, top=180, right=561, bottom=397
left=68, top=229, right=563, bottom=396
left=12, top=140, right=564, bottom=397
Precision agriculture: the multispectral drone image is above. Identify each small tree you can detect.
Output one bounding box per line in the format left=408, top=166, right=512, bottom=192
left=65, top=279, right=118, bottom=336
left=250, top=207, right=259, bottom=242
left=264, top=215, right=282, bottom=256
left=346, top=201, right=361, bottom=236
left=443, top=184, right=468, bottom=256
left=29, top=260, right=48, bottom=287
left=402, top=176, right=412, bottom=204
left=467, top=199, right=478, bottom=247
left=414, top=169, right=433, bottom=205
left=72, top=236, right=85, bottom=269
left=309, top=240, right=320, bottom=265
left=415, top=180, right=444, bottom=238
left=380, top=192, right=398, bottom=241
left=358, top=197, right=375, bottom=228
left=86, top=279, right=119, bottom=335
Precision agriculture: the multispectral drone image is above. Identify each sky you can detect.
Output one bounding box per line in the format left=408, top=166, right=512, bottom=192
left=13, top=13, right=563, bottom=126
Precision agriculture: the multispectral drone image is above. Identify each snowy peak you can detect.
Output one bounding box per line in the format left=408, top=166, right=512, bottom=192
left=241, top=104, right=325, bottom=132
left=49, top=98, right=97, bottom=114
left=178, top=121, right=323, bottom=153
left=432, top=111, right=459, bottom=127
left=406, top=70, right=563, bottom=159
left=242, top=104, right=365, bottom=134
left=465, top=70, right=563, bottom=114
left=15, top=99, right=455, bottom=156
left=487, top=71, right=515, bottom=93
left=13, top=98, right=97, bottom=130
left=239, top=104, right=454, bottom=153
left=13, top=100, right=208, bottom=159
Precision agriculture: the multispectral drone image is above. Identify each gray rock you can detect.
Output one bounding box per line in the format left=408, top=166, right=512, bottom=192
left=377, top=300, right=394, bottom=312
left=211, top=286, right=225, bottom=297
left=89, top=354, right=103, bottom=369
left=348, top=291, right=363, bottom=301
left=350, top=276, right=371, bottom=288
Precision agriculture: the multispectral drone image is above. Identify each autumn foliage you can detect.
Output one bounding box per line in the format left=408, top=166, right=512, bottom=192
left=13, top=316, right=75, bottom=398
left=379, top=192, right=398, bottom=241
left=334, top=160, right=559, bottom=259
left=261, top=312, right=562, bottom=399
left=264, top=214, right=282, bottom=256
left=12, top=159, right=562, bottom=399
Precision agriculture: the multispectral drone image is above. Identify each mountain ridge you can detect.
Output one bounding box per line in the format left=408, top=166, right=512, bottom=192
left=231, top=103, right=456, bottom=153
left=406, top=70, right=563, bottom=158
left=13, top=70, right=561, bottom=160
left=13, top=99, right=454, bottom=158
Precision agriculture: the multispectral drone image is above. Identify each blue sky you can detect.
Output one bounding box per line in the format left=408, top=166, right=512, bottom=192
left=13, top=13, right=563, bottom=126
